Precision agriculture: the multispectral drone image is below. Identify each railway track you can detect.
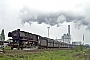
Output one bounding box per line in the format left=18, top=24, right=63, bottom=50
left=2, top=48, right=71, bottom=55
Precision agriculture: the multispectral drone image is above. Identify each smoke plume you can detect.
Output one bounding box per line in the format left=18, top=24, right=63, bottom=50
left=19, top=5, right=90, bottom=30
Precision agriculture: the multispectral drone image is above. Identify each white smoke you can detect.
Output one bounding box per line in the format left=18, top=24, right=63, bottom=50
left=19, top=5, right=90, bottom=29
left=20, top=6, right=84, bottom=26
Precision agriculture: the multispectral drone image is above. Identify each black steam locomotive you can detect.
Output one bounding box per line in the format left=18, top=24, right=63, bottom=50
left=8, top=29, right=72, bottom=50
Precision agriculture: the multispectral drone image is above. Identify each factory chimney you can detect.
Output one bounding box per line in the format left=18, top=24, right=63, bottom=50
left=68, top=25, right=70, bottom=35
left=83, top=34, right=84, bottom=45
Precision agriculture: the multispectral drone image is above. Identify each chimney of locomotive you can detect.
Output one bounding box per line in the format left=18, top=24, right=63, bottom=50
left=17, top=29, right=20, bottom=31
left=68, top=25, right=70, bottom=35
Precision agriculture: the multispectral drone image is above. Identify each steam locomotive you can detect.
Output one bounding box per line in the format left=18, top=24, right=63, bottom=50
left=8, top=29, right=72, bottom=50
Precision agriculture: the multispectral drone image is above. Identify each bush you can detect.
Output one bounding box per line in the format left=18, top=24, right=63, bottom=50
left=80, top=45, right=84, bottom=51
left=74, top=45, right=84, bottom=52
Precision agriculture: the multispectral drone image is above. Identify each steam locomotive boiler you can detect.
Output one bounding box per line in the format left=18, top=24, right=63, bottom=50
left=8, top=29, right=39, bottom=50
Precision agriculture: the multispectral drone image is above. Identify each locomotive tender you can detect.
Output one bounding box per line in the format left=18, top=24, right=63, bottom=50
left=8, top=29, right=72, bottom=50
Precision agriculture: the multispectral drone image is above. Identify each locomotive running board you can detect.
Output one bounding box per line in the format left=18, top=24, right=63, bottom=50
left=23, top=46, right=39, bottom=50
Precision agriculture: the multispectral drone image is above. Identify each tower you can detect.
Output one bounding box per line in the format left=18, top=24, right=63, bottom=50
left=83, top=34, right=84, bottom=45
left=68, top=25, right=70, bottom=35
left=47, top=27, right=50, bottom=38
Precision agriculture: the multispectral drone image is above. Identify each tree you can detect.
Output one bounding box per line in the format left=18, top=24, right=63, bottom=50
left=1, top=29, right=5, bottom=41
left=0, top=29, right=5, bottom=52
left=0, top=34, right=1, bottom=41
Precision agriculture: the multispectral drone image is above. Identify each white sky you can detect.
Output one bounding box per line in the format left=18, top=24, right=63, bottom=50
left=0, top=0, right=90, bottom=44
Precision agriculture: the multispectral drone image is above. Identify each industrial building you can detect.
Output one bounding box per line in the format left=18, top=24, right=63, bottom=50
left=57, top=25, right=71, bottom=44
left=72, top=41, right=81, bottom=45
left=61, top=25, right=71, bottom=44
left=61, top=34, right=71, bottom=44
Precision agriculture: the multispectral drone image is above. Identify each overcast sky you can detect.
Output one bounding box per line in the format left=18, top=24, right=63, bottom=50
left=0, top=0, right=90, bottom=44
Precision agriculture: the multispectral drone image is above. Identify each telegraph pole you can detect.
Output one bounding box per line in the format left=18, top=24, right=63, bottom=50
left=47, top=27, right=50, bottom=38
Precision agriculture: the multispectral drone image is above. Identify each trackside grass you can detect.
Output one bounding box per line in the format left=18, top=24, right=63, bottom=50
left=0, top=48, right=90, bottom=60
